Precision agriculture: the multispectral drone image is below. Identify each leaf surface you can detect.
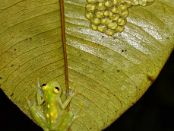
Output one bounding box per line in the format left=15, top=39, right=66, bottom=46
left=0, top=0, right=174, bottom=130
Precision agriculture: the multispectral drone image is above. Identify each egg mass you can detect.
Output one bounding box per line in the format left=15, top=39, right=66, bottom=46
left=85, top=0, right=155, bottom=36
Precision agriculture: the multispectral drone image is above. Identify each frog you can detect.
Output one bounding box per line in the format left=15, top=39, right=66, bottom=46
left=27, top=81, right=75, bottom=131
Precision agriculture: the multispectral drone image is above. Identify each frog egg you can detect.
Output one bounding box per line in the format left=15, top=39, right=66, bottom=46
left=112, top=0, right=118, bottom=5
left=109, top=11, right=113, bottom=18
left=86, top=12, right=94, bottom=19
left=104, top=10, right=110, bottom=17
left=97, top=25, right=107, bottom=32
left=91, top=24, right=98, bottom=30
left=108, top=22, right=118, bottom=30
left=111, top=14, right=120, bottom=21
left=124, top=1, right=133, bottom=7
left=116, top=25, right=124, bottom=32
left=118, top=4, right=128, bottom=11
left=147, top=0, right=155, bottom=2
left=87, top=0, right=97, bottom=4
left=105, top=1, right=113, bottom=8
left=111, top=6, right=118, bottom=14
left=86, top=4, right=96, bottom=12
left=97, top=2, right=106, bottom=10
left=98, top=0, right=105, bottom=2
left=103, top=18, right=113, bottom=25
left=117, top=18, right=126, bottom=26
left=115, top=7, right=123, bottom=14
left=121, top=10, right=129, bottom=18
left=130, top=0, right=155, bottom=6
left=101, top=18, right=109, bottom=25
left=105, top=29, right=115, bottom=36
left=95, top=11, right=104, bottom=18
left=135, top=0, right=140, bottom=5
left=92, top=18, right=101, bottom=25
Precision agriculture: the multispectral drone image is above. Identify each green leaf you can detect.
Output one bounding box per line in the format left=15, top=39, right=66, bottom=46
left=0, top=0, right=174, bottom=130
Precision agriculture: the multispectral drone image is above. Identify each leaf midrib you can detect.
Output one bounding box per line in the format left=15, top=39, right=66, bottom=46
left=59, top=0, right=69, bottom=93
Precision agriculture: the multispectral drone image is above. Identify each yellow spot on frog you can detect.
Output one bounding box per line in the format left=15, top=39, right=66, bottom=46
left=50, top=112, right=54, bottom=117
left=85, top=0, right=155, bottom=36
left=46, top=114, right=50, bottom=118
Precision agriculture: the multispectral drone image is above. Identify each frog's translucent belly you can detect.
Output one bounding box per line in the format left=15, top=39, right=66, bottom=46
left=45, top=98, right=61, bottom=128
left=45, top=100, right=74, bottom=131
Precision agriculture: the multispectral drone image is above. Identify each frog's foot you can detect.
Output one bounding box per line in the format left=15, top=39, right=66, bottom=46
left=26, top=95, right=47, bottom=130
left=43, top=128, right=49, bottom=131
left=66, top=100, right=85, bottom=128
left=72, top=103, right=85, bottom=121
left=26, top=97, right=38, bottom=109
left=26, top=98, right=32, bottom=107
left=68, top=88, right=76, bottom=97
left=27, top=101, right=48, bottom=130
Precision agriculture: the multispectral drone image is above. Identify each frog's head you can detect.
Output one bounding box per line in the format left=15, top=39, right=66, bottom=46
left=42, top=81, right=62, bottom=97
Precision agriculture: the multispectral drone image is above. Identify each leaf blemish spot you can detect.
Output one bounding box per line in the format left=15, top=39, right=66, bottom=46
left=117, top=69, right=120, bottom=73
left=10, top=93, right=14, bottom=97
left=147, top=75, right=155, bottom=83
left=121, top=49, right=127, bottom=53
left=113, top=36, right=117, bottom=39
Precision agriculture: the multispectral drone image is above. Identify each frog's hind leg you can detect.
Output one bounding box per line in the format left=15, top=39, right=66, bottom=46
left=36, top=80, right=45, bottom=105
left=27, top=100, right=48, bottom=130
left=53, top=111, right=74, bottom=131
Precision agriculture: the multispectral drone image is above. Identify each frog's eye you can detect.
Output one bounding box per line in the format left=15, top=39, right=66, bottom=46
left=41, top=83, right=47, bottom=90
left=41, top=83, right=47, bottom=87
left=54, top=86, right=60, bottom=94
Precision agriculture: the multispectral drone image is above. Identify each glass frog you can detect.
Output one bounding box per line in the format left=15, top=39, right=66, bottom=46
left=27, top=81, right=75, bottom=131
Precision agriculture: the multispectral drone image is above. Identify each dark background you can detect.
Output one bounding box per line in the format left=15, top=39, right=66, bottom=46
left=0, top=51, right=173, bottom=131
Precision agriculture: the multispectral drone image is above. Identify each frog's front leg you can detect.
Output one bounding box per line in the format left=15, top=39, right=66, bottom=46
left=36, top=80, right=45, bottom=105
left=27, top=100, right=48, bottom=131
left=58, top=90, right=75, bottom=109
